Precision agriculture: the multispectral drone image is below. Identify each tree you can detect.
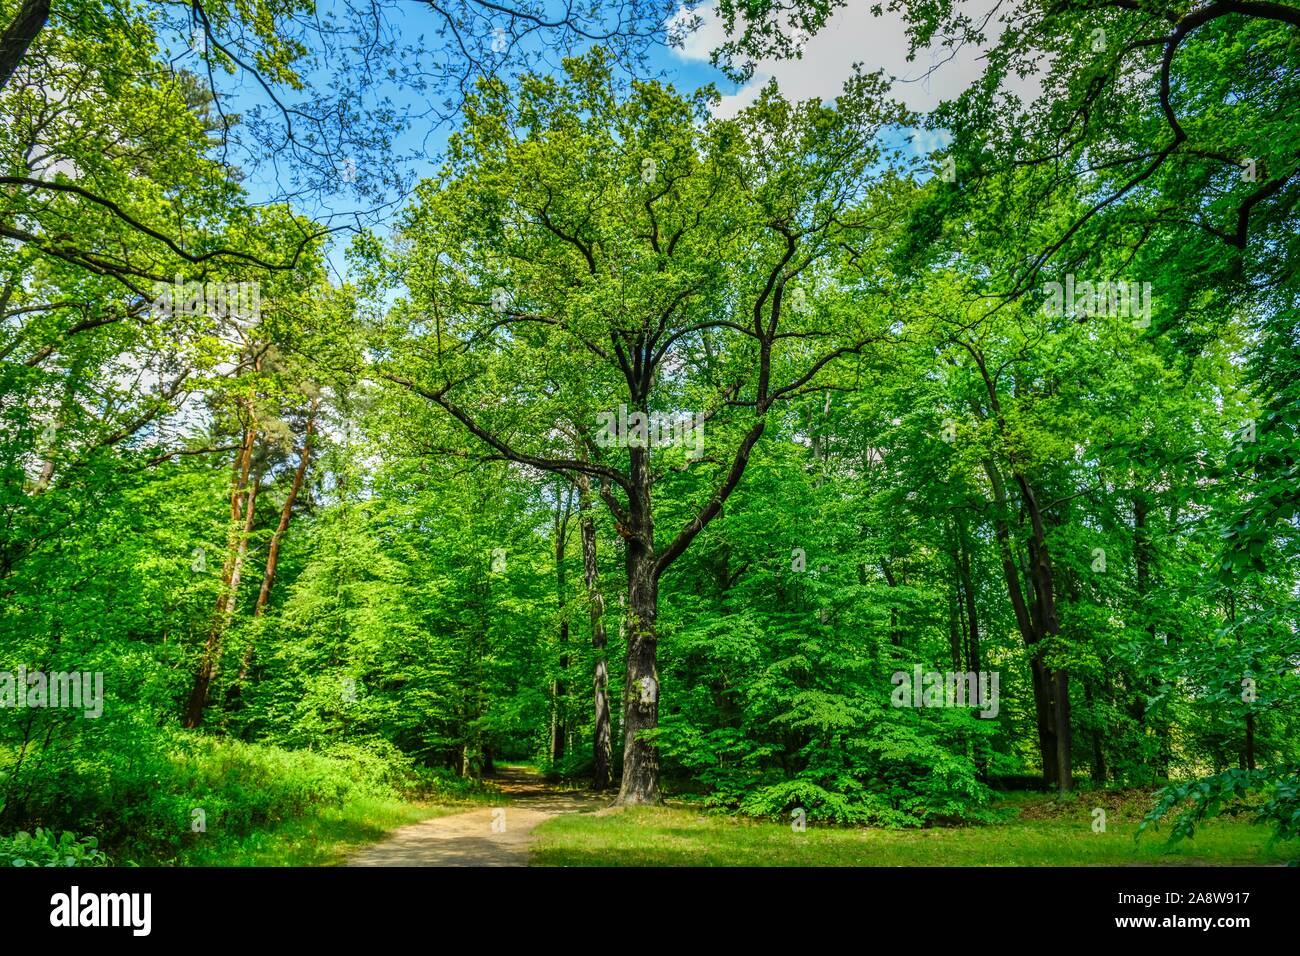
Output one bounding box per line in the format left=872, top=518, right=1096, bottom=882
left=577, top=473, right=614, bottom=790
left=378, top=51, right=910, bottom=803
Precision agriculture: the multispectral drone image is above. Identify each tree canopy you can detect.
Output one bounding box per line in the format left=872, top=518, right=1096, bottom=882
left=1, top=0, right=1296, bottom=865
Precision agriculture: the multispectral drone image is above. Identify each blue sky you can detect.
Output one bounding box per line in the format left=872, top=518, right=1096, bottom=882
left=165, top=2, right=1033, bottom=279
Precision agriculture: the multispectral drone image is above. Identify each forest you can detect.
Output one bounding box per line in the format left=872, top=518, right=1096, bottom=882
left=0, top=0, right=1298, bottom=868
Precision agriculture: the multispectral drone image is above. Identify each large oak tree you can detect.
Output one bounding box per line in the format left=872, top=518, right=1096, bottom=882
left=379, top=51, right=910, bottom=803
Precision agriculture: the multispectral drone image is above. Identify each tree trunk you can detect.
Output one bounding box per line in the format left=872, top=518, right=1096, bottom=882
left=1134, top=493, right=1171, bottom=775
left=1244, top=712, right=1256, bottom=770
left=1052, top=666, right=1073, bottom=792
left=969, top=349, right=1072, bottom=791
left=955, top=512, right=981, bottom=675
left=617, top=548, right=659, bottom=804
left=983, top=457, right=1072, bottom=790
left=551, top=486, right=572, bottom=765
left=32, top=355, right=86, bottom=493
left=184, top=426, right=259, bottom=728
left=615, top=445, right=660, bottom=805
left=0, top=0, right=50, bottom=96
left=235, top=399, right=318, bottom=685
left=577, top=476, right=612, bottom=791
left=1020, top=472, right=1072, bottom=793
left=948, top=587, right=964, bottom=673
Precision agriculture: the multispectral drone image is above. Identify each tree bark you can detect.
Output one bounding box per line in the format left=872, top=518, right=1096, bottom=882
left=184, top=426, right=259, bottom=728
left=235, top=399, right=319, bottom=685
left=983, top=457, right=1072, bottom=790
left=0, top=0, right=49, bottom=96
left=1021, top=473, right=1072, bottom=791
left=1244, top=712, right=1256, bottom=770
left=550, top=485, right=573, bottom=765
left=955, top=512, right=981, bottom=675
left=619, top=548, right=659, bottom=804
left=948, top=588, right=964, bottom=673
left=615, top=444, right=660, bottom=805
left=964, top=343, right=1072, bottom=790
left=32, top=365, right=77, bottom=493
left=577, top=476, right=612, bottom=791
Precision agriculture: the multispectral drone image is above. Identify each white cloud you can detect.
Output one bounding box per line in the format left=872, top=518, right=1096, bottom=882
left=669, top=2, right=1043, bottom=126
left=666, top=4, right=727, bottom=64
left=909, top=127, right=954, bottom=156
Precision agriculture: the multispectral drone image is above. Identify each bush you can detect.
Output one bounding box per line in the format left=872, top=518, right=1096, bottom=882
left=0, top=828, right=109, bottom=867
left=1140, top=764, right=1300, bottom=864
left=1, top=725, right=413, bottom=862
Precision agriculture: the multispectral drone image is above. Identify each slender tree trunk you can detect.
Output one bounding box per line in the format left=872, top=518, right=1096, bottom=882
left=577, top=476, right=612, bottom=791
left=954, top=513, right=989, bottom=778
left=550, top=485, right=573, bottom=765
left=252, top=400, right=318, bottom=617
left=1244, top=713, right=1256, bottom=770
left=948, top=587, right=964, bottom=673
left=461, top=630, right=485, bottom=779
left=184, top=428, right=259, bottom=728
left=232, top=399, right=319, bottom=689
left=956, top=512, right=981, bottom=675
left=1225, top=587, right=1257, bottom=772
left=984, top=457, right=1071, bottom=790
left=32, top=356, right=86, bottom=493
left=1021, top=474, right=1072, bottom=794
left=969, top=349, right=1073, bottom=791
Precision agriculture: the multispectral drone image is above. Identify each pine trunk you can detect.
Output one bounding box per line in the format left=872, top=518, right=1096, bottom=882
left=184, top=426, right=259, bottom=728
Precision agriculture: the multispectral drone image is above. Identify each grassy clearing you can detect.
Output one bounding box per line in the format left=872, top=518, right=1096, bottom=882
left=531, top=793, right=1299, bottom=867
left=153, top=775, right=511, bottom=866
left=163, top=796, right=470, bottom=866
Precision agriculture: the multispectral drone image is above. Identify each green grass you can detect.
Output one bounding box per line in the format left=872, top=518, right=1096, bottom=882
left=531, top=798, right=1300, bottom=867
left=161, top=796, right=461, bottom=866
left=154, top=780, right=513, bottom=866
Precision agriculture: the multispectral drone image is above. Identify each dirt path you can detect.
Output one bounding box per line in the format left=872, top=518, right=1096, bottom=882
left=347, top=766, right=605, bottom=867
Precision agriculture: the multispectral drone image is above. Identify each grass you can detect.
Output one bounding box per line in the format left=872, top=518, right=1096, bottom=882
left=162, top=795, right=462, bottom=866
left=531, top=792, right=1300, bottom=867
left=132, top=780, right=505, bottom=866
left=133, top=770, right=1300, bottom=867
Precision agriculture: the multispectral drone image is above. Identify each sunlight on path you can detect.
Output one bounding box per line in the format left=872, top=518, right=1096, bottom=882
left=347, top=767, right=604, bottom=867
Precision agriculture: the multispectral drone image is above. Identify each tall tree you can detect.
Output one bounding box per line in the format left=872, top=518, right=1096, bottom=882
left=379, top=52, right=910, bottom=803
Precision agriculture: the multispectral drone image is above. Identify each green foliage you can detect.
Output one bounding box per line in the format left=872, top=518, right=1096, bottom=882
left=1, top=725, right=409, bottom=861
left=1, top=0, right=1296, bottom=866
left=0, top=828, right=109, bottom=867
left=1141, top=765, right=1300, bottom=863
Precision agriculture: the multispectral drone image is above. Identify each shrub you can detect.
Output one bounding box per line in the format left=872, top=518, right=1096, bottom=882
left=0, top=828, right=109, bottom=867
